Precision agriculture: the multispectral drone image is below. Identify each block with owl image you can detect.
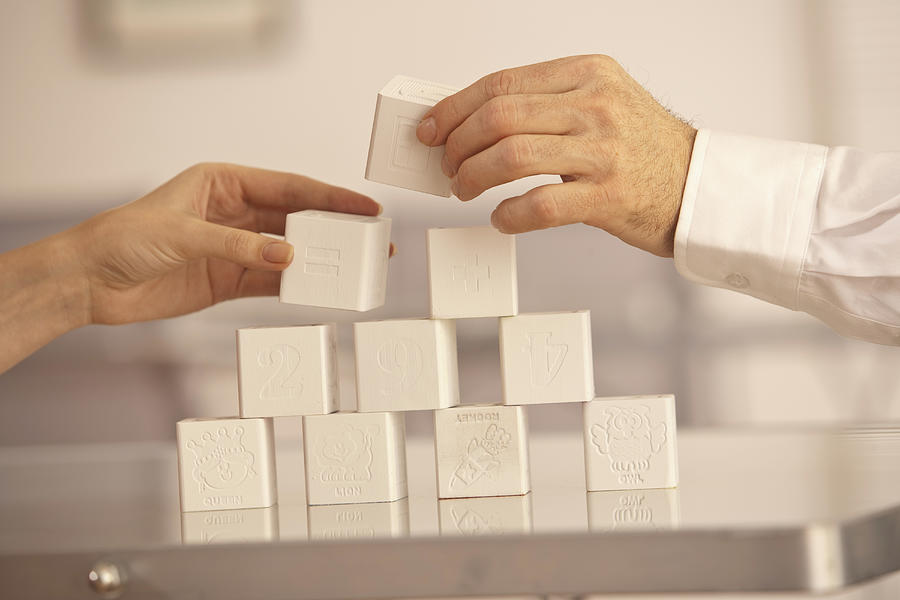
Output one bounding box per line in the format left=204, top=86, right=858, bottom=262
left=434, top=404, right=530, bottom=499
left=583, top=395, right=678, bottom=491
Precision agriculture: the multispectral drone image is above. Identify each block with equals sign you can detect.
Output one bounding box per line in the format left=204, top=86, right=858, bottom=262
left=279, top=210, right=392, bottom=311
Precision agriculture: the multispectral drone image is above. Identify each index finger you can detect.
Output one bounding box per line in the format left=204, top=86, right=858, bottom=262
left=416, top=55, right=591, bottom=147
left=221, top=163, right=382, bottom=216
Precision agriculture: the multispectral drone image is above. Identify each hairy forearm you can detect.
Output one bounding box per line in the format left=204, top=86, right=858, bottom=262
left=0, top=231, right=90, bottom=373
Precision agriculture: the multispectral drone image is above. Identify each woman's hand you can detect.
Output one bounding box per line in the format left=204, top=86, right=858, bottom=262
left=70, top=163, right=384, bottom=324
left=416, top=55, right=696, bottom=257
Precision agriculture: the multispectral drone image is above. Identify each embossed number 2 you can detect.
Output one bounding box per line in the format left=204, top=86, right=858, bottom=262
left=258, top=345, right=302, bottom=401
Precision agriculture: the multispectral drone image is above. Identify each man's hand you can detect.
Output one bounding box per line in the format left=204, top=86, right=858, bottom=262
left=69, top=163, right=384, bottom=324
left=416, top=55, right=696, bottom=257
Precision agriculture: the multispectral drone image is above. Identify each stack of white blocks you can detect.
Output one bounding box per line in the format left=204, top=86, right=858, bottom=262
left=176, top=75, right=679, bottom=540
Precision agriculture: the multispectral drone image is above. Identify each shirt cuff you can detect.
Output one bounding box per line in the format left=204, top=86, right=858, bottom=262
left=674, top=129, right=828, bottom=310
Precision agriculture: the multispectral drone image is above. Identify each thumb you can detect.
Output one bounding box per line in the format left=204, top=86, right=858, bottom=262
left=183, top=220, right=294, bottom=270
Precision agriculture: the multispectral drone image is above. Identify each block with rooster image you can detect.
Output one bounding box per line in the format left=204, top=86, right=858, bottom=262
left=434, top=404, right=530, bottom=499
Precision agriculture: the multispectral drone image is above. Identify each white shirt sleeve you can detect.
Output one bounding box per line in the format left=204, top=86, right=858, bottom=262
left=674, top=129, right=900, bottom=346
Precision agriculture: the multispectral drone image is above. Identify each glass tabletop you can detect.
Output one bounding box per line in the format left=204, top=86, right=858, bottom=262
left=1, top=425, right=900, bottom=598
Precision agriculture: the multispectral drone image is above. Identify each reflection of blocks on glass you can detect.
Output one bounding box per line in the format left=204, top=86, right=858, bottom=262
left=181, top=506, right=279, bottom=545
left=308, top=498, right=409, bottom=540
left=277, top=504, right=309, bottom=542
left=279, top=210, right=391, bottom=311
left=586, top=488, right=680, bottom=532
left=354, top=318, right=459, bottom=413
left=236, top=324, right=339, bottom=418
left=302, top=411, right=407, bottom=505
left=583, top=395, right=678, bottom=491
left=500, top=310, right=594, bottom=405
left=434, top=404, right=530, bottom=499
left=427, top=226, right=518, bottom=319
left=438, top=494, right=532, bottom=536
left=176, top=417, right=277, bottom=512
left=365, top=74, right=458, bottom=197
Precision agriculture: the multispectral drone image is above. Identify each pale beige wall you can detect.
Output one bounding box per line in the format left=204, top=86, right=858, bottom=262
left=1, top=0, right=898, bottom=444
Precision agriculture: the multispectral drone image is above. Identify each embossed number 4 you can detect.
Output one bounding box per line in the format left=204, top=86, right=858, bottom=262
left=258, top=345, right=302, bottom=401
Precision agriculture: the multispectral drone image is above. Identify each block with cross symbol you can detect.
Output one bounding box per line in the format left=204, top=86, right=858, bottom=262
left=236, top=324, right=339, bottom=418
left=303, top=411, right=408, bottom=505
left=354, top=318, right=459, bottom=412
left=176, top=417, right=277, bottom=513
left=499, top=310, right=594, bottom=405
left=365, top=75, right=458, bottom=196
left=583, top=395, right=679, bottom=491
left=427, top=226, right=518, bottom=319
left=279, top=210, right=391, bottom=311
left=434, top=404, right=530, bottom=499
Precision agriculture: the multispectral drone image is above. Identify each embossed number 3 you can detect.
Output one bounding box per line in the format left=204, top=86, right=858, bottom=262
left=258, top=345, right=302, bottom=401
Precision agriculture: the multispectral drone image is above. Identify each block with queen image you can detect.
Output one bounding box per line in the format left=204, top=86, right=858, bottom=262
left=176, top=417, right=277, bottom=513
left=434, top=404, right=530, bottom=499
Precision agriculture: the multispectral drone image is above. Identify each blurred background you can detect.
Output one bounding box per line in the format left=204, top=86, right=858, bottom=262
left=0, top=0, right=898, bottom=446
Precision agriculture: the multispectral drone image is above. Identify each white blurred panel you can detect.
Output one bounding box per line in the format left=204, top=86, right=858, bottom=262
left=1, top=1, right=899, bottom=443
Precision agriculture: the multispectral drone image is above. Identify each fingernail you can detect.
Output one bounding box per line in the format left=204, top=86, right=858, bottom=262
left=417, top=117, right=436, bottom=145
left=263, top=241, right=294, bottom=264
left=490, top=211, right=503, bottom=231
left=450, top=177, right=459, bottom=197
left=389, top=242, right=398, bottom=257
left=376, top=203, right=384, bottom=216
left=441, top=153, right=454, bottom=177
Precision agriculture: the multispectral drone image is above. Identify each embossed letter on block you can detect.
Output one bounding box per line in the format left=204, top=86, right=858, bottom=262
left=499, top=310, right=594, bottom=405
left=237, top=324, right=338, bottom=418
left=279, top=210, right=391, bottom=311
left=365, top=75, right=458, bottom=197
left=427, top=226, right=518, bottom=319
left=302, top=411, right=407, bottom=505
left=434, top=404, right=530, bottom=499
left=176, top=417, right=277, bottom=512
left=583, top=395, right=678, bottom=491
left=354, top=318, right=459, bottom=412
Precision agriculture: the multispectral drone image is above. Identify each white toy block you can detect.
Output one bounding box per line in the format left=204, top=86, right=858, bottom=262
left=302, top=411, right=407, bottom=505
left=236, top=324, right=338, bottom=418
left=499, top=310, right=594, bottom=405
left=176, top=417, right=277, bottom=513
left=583, top=395, right=679, bottom=491
left=354, top=318, right=459, bottom=412
left=434, top=404, right=530, bottom=499
left=587, top=489, right=680, bottom=532
left=279, top=210, right=391, bottom=311
left=365, top=75, right=458, bottom=197
left=181, top=507, right=279, bottom=544
left=308, top=498, right=409, bottom=540
left=427, top=226, right=518, bottom=319
left=439, top=494, right=532, bottom=536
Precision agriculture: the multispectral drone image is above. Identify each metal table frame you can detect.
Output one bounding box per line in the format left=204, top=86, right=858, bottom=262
left=4, top=501, right=899, bottom=599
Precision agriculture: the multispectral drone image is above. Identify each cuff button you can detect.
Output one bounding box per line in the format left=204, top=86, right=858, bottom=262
left=725, top=273, right=750, bottom=289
